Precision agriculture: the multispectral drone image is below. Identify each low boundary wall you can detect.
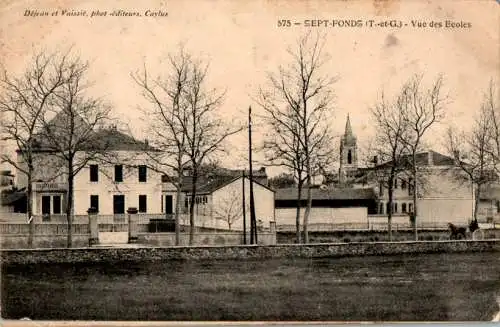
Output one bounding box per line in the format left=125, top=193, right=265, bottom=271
left=2, top=240, right=499, bottom=265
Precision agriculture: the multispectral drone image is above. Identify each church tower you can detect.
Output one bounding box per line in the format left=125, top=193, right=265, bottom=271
left=339, top=114, right=358, bottom=183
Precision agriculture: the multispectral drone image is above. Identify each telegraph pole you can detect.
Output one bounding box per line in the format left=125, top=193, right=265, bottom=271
left=242, top=170, right=247, bottom=245
left=248, top=106, right=257, bottom=244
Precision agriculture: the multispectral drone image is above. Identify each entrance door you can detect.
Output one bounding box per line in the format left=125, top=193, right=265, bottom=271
left=165, top=195, right=173, bottom=214
left=41, top=195, right=51, bottom=222
left=41, top=196, right=51, bottom=214
left=113, top=195, right=125, bottom=214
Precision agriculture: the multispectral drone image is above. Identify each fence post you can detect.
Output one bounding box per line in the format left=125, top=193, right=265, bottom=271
left=87, top=207, right=99, bottom=246
left=127, top=207, right=138, bottom=243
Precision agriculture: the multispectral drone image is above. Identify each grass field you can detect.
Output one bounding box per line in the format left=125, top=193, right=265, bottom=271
left=2, top=252, right=499, bottom=321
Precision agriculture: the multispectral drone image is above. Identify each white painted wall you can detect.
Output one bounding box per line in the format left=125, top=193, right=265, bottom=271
left=210, top=177, right=275, bottom=231
left=376, top=167, right=473, bottom=225
left=23, top=151, right=163, bottom=215
left=275, top=207, right=368, bottom=227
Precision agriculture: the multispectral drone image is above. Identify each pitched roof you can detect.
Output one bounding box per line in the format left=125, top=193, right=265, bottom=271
left=275, top=187, right=377, bottom=201
left=162, top=166, right=269, bottom=193
left=28, top=127, right=155, bottom=152
left=374, top=150, right=455, bottom=169
left=88, top=128, right=156, bottom=151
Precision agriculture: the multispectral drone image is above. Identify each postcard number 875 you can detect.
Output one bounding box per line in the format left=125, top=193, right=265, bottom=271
left=278, top=19, right=291, bottom=27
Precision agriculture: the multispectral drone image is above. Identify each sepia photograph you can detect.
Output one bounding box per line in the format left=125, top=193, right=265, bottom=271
left=0, top=0, right=499, bottom=325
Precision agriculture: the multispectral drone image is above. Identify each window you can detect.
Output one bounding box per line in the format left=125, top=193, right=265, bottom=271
left=347, top=150, right=352, bottom=164
left=394, top=203, right=398, bottom=213
left=113, top=195, right=125, bottom=214
left=90, top=195, right=99, bottom=212
left=53, top=195, right=61, bottom=214
left=394, top=179, right=398, bottom=189
left=402, top=203, right=407, bottom=213
left=42, top=196, right=51, bottom=221
left=114, top=165, right=123, bottom=182
left=386, top=202, right=390, bottom=214
left=401, top=180, right=407, bottom=189
left=89, top=164, right=99, bottom=182
left=497, top=200, right=500, bottom=213
left=42, top=195, right=51, bottom=215
left=139, top=195, right=147, bottom=213
left=165, top=195, right=173, bottom=214
left=379, top=203, right=384, bottom=214
left=379, top=182, right=384, bottom=196
left=408, top=178, right=414, bottom=196
left=408, top=203, right=413, bottom=213
left=138, top=165, right=147, bottom=182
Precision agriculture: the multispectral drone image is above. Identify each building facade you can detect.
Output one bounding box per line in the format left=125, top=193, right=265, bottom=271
left=15, top=127, right=161, bottom=219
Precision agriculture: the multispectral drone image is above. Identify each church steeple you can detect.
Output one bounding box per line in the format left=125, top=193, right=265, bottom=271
left=345, top=114, right=353, bottom=137
left=339, top=114, right=358, bottom=184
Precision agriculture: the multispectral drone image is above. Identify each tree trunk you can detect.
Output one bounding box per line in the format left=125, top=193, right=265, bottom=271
left=174, top=183, right=182, bottom=246
left=412, top=163, right=418, bottom=241
left=295, top=179, right=303, bottom=244
left=66, top=160, right=74, bottom=248
left=474, top=184, right=480, bottom=221
left=27, top=167, right=34, bottom=248
left=303, top=174, right=312, bottom=244
left=387, top=177, right=394, bottom=242
left=189, top=170, right=197, bottom=246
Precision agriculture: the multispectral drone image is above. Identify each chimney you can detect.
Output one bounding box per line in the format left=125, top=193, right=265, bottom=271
left=144, top=139, right=149, bottom=146
left=373, top=156, right=378, bottom=165
left=259, top=167, right=266, bottom=174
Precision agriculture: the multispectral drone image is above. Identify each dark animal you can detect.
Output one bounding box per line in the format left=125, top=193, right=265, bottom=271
left=448, top=223, right=467, bottom=240
left=469, top=219, right=480, bottom=234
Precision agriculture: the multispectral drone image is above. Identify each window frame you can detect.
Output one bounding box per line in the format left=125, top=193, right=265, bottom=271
left=138, top=194, right=147, bottom=213
left=114, top=165, right=123, bottom=183
left=89, top=164, right=99, bottom=182
left=138, top=165, right=147, bottom=183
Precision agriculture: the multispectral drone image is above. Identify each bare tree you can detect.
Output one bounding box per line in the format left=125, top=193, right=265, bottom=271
left=398, top=74, right=447, bottom=240
left=257, top=31, right=337, bottom=243
left=178, top=55, right=243, bottom=245
left=0, top=49, right=78, bottom=247
left=268, top=173, right=296, bottom=189
left=37, top=55, right=113, bottom=248
left=131, top=48, right=193, bottom=246
left=483, top=80, right=500, bottom=175
left=447, top=82, right=499, bottom=221
left=213, top=188, right=249, bottom=230
left=370, top=92, right=409, bottom=241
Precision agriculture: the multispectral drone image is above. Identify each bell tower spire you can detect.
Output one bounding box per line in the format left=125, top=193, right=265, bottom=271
left=339, top=114, right=358, bottom=184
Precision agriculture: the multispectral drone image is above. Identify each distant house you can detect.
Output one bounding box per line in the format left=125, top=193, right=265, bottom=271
left=14, top=113, right=161, bottom=219
left=478, top=184, right=500, bottom=223
left=161, top=167, right=274, bottom=230
left=369, top=150, right=475, bottom=227
left=274, top=187, right=378, bottom=229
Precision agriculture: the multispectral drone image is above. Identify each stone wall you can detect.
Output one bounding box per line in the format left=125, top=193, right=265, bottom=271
left=138, top=231, right=276, bottom=247
left=1, top=234, right=90, bottom=249
left=277, top=229, right=500, bottom=244
left=2, top=240, right=499, bottom=265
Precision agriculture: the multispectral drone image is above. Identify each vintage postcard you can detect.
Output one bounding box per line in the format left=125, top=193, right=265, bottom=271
left=0, top=0, right=499, bottom=325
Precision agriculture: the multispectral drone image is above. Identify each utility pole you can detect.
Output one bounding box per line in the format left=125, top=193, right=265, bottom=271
left=248, top=106, right=258, bottom=244
left=242, top=170, right=247, bottom=245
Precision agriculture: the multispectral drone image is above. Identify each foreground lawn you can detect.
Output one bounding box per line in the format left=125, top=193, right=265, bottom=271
left=2, top=252, right=499, bottom=321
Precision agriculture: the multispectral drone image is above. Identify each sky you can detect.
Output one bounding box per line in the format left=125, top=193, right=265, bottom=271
left=0, top=0, right=498, bottom=176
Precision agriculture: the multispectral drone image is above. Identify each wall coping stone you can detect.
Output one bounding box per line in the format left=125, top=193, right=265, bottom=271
left=2, top=240, right=499, bottom=265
